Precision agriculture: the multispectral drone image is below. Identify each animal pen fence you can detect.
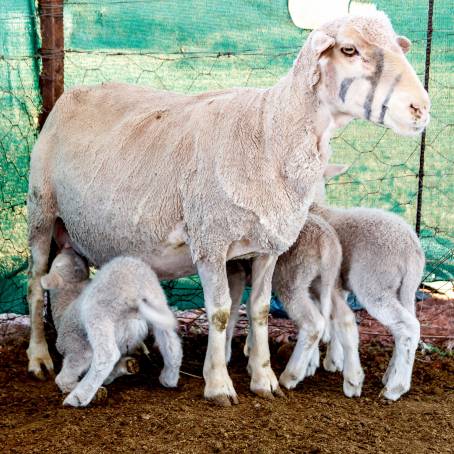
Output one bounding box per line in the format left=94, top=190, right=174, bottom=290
left=0, top=0, right=452, bottom=317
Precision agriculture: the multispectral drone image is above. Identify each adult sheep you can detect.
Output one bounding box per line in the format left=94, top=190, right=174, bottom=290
left=27, top=12, right=429, bottom=405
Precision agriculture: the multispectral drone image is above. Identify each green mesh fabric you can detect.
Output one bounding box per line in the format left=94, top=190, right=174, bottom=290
left=0, top=0, right=452, bottom=314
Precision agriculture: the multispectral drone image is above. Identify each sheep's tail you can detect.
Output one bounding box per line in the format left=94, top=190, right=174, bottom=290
left=399, top=243, right=425, bottom=315
left=138, top=299, right=177, bottom=332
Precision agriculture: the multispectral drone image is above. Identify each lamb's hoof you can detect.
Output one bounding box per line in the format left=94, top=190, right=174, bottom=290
left=279, top=371, right=300, bottom=390
left=343, top=379, right=363, bottom=398
left=126, top=358, right=140, bottom=375
left=323, top=356, right=341, bottom=373
left=206, top=394, right=239, bottom=407
left=243, top=342, right=250, bottom=358
left=93, top=387, right=108, bottom=404
left=159, top=369, right=179, bottom=388
left=382, top=385, right=407, bottom=401
left=305, top=362, right=317, bottom=377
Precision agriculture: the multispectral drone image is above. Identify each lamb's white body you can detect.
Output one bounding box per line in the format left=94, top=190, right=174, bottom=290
left=41, top=251, right=182, bottom=407
left=226, top=213, right=364, bottom=397
left=312, top=203, right=424, bottom=400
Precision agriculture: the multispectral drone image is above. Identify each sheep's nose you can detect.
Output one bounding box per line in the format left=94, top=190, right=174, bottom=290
left=409, top=103, right=429, bottom=120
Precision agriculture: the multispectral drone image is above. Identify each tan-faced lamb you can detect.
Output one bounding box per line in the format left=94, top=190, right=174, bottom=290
left=226, top=210, right=364, bottom=398
left=40, top=249, right=182, bottom=407
left=309, top=164, right=425, bottom=400
left=27, top=11, right=429, bottom=405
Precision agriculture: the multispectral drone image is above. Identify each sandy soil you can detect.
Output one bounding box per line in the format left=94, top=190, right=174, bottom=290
left=1, top=332, right=453, bottom=454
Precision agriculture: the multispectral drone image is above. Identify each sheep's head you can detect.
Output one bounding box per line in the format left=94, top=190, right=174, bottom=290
left=306, top=12, right=430, bottom=136
left=40, top=247, right=89, bottom=290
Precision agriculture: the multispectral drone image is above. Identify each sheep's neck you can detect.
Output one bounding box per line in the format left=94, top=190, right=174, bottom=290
left=266, top=71, right=335, bottom=169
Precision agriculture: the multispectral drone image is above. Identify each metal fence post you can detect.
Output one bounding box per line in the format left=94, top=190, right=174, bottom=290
left=38, top=0, right=64, bottom=130
left=415, top=0, right=434, bottom=236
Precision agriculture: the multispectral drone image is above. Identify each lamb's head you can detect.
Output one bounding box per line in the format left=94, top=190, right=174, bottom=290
left=300, top=12, right=430, bottom=136
left=40, top=247, right=89, bottom=290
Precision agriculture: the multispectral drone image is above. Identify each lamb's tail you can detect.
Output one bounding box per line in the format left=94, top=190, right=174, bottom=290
left=138, top=299, right=177, bottom=332
left=399, top=244, right=425, bottom=314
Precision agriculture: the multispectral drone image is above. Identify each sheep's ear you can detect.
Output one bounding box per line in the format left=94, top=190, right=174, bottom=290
left=396, top=36, right=411, bottom=54
left=311, top=31, right=335, bottom=56
left=41, top=273, right=63, bottom=290
left=323, top=164, right=349, bottom=180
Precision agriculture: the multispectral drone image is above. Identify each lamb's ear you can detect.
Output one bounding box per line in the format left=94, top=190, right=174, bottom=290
left=311, top=31, right=335, bottom=56
left=396, top=36, right=411, bottom=54
left=323, top=164, right=349, bottom=180
left=41, top=273, right=63, bottom=290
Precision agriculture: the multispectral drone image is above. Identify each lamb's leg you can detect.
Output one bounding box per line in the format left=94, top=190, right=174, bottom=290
left=63, top=325, right=120, bottom=407
left=103, top=356, right=140, bottom=385
left=323, top=332, right=344, bottom=372
left=331, top=290, right=364, bottom=397
left=279, top=291, right=325, bottom=389
left=153, top=327, right=183, bottom=388
left=306, top=346, right=320, bottom=377
left=359, top=292, right=420, bottom=401
left=55, top=350, right=92, bottom=393
left=248, top=255, right=283, bottom=399
left=26, top=191, right=56, bottom=379
left=197, top=258, right=238, bottom=406
left=226, top=262, right=247, bottom=363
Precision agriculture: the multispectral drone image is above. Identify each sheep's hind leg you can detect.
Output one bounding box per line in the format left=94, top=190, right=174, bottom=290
left=359, top=291, right=420, bottom=401
left=197, top=258, right=238, bottom=406
left=323, top=331, right=344, bottom=372
left=55, top=350, right=92, bottom=393
left=331, top=291, right=364, bottom=397
left=279, top=292, right=325, bottom=389
left=306, top=346, right=320, bottom=377
left=153, top=327, right=183, bottom=388
left=248, top=255, right=284, bottom=399
left=27, top=190, right=56, bottom=379
left=63, top=325, right=120, bottom=407
left=103, top=356, right=140, bottom=385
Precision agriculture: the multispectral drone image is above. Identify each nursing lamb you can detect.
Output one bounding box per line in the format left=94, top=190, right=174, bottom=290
left=27, top=12, right=430, bottom=405
left=40, top=249, right=182, bottom=407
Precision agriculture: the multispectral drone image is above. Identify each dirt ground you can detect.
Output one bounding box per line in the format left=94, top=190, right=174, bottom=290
left=1, top=332, right=453, bottom=454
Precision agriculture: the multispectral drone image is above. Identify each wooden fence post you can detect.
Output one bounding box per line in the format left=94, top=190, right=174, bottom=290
left=38, top=0, right=64, bottom=130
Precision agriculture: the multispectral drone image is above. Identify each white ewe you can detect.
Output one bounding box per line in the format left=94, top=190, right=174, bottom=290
left=27, top=12, right=429, bottom=405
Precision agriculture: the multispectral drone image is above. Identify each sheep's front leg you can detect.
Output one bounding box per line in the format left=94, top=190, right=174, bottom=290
left=248, top=255, right=283, bottom=399
left=197, top=259, right=238, bottom=406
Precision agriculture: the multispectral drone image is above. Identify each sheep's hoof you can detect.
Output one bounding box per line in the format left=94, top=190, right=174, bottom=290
left=382, top=385, right=407, bottom=401
left=252, top=386, right=285, bottom=400
left=323, top=356, right=342, bottom=373
left=206, top=394, right=239, bottom=407
left=343, top=379, right=363, bottom=398
left=126, top=358, right=140, bottom=375
left=273, top=386, right=286, bottom=398
left=93, top=387, right=108, bottom=404
left=279, top=371, right=300, bottom=390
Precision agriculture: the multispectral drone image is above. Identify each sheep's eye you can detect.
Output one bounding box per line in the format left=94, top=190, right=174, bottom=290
left=341, top=46, right=357, bottom=57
